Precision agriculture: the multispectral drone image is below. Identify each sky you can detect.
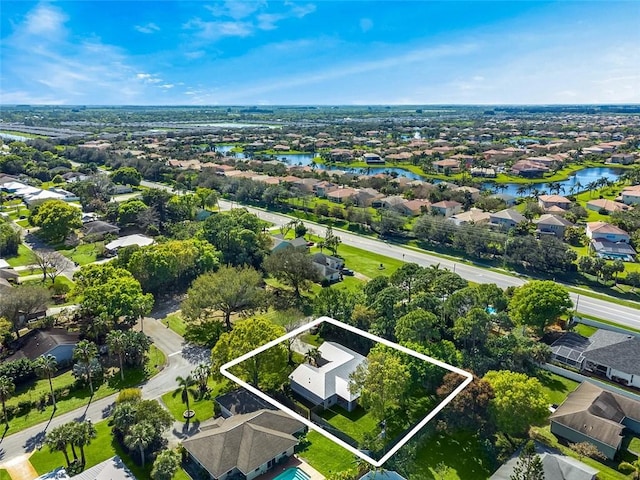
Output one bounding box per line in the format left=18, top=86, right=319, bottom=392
left=0, top=1, right=639, bottom=105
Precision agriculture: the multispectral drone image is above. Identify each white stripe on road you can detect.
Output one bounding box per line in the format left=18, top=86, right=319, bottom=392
left=168, top=351, right=182, bottom=357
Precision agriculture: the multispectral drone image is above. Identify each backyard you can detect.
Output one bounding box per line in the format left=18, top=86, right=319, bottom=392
left=297, top=430, right=356, bottom=477
left=319, top=405, right=378, bottom=445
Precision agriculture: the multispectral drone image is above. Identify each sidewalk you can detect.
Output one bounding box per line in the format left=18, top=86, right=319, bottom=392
left=2, top=454, right=38, bottom=480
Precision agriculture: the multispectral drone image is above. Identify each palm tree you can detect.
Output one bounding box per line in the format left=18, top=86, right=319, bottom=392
left=107, top=330, right=127, bottom=381
left=73, top=340, right=98, bottom=395
left=305, top=347, right=322, bottom=367
left=516, top=185, right=528, bottom=198
left=35, top=354, right=58, bottom=410
left=72, top=420, right=96, bottom=467
left=0, top=375, right=15, bottom=428
left=124, top=423, right=154, bottom=468
left=586, top=181, right=598, bottom=198
left=173, top=375, right=198, bottom=418
left=192, top=364, right=210, bottom=398
left=44, top=424, right=72, bottom=467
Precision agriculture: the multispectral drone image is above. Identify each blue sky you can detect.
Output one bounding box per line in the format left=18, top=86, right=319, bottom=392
left=1, top=1, right=639, bottom=105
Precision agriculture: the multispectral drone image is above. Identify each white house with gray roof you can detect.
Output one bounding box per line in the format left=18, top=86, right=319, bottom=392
left=290, top=342, right=365, bottom=412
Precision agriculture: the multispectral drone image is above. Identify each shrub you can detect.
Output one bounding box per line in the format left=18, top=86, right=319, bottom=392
left=117, top=388, right=142, bottom=404
left=0, top=359, right=35, bottom=385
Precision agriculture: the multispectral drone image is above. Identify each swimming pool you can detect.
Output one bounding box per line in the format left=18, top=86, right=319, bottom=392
left=272, top=467, right=311, bottom=480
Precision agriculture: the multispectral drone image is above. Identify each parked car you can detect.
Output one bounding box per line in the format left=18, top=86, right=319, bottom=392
left=341, top=268, right=354, bottom=276
left=306, top=241, right=314, bottom=246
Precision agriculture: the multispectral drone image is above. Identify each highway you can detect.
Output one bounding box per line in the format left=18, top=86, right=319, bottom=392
left=140, top=180, right=640, bottom=329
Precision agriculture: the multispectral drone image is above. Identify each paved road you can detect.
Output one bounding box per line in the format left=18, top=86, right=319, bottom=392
left=0, top=316, right=207, bottom=464
left=138, top=180, right=640, bottom=328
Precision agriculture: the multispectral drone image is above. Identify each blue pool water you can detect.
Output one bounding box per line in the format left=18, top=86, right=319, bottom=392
left=272, top=467, right=311, bottom=480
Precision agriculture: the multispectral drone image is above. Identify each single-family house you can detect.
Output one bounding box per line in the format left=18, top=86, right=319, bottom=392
left=360, top=471, right=407, bottom=480
left=608, top=153, right=635, bottom=165
left=550, top=381, right=640, bottom=459
left=81, top=220, right=120, bottom=240
left=372, top=196, right=413, bottom=215
left=327, top=187, right=358, bottom=203
left=510, top=160, right=549, bottom=177
left=590, top=239, right=637, bottom=261
left=621, top=186, right=640, bottom=205
left=586, top=222, right=630, bottom=243
left=36, top=456, right=137, bottom=480
left=470, top=167, right=497, bottom=178
left=534, top=214, right=573, bottom=238
left=215, top=388, right=275, bottom=419
left=10, top=328, right=80, bottom=365
left=452, top=185, right=481, bottom=200
left=538, top=195, right=572, bottom=211
left=23, top=189, right=66, bottom=207
left=105, top=234, right=154, bottom=253
left=353, top=188, right=383, bottom=207
left=489, top=193, right=517, bottom=207
left=432, top=159, right=461, bottom=173
left=182, top=409, right=305, bottom=480
left=312, top=253, right=344, bottom=283
left=0, top=268, right=19, bottom=282
left=290, top=341, right=365, bottom=412
left=270, top=235, right=309, bottom=253
left=586, top=198, right=628, bottom=214
left=431, top=200, right=463, bottom=218
left=314, top=181, right=337, bottom=198
left=404, top=199, right=431, bottom=216
left=490, top=442, right=598, bottom=480
left=363, top=153, right=384, bottom=164
left=449, top=208, right=491, bottom=226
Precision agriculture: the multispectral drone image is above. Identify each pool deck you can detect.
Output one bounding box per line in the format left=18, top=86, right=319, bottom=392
left=259, top=456, right=325, bottom=480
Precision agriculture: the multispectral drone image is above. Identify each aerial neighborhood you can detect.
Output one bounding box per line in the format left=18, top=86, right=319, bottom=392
left=0, top=105, right=639, bottom=480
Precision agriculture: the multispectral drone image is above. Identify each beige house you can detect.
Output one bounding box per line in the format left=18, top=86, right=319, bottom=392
left=586, top=198, right=628, bottom=213
left=538, top=195, right=572, bottom=211
left=534, top=214, right=573, bottom=237
left=431, top=200, right=463, bottom=217
left=449, top=208, right=491, bottom=226
left=489, top=209, right=528, bottom=230
left=586, top=222, right=630, bottom=243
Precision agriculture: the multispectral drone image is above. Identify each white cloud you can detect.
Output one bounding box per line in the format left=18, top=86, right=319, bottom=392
left=23, top=4, right=67, bottom=36
left=206, top=1, right=266, bottom=20
left=183, top=18, right=253, bottom=40
left=135, top=22, right=160, bottom=34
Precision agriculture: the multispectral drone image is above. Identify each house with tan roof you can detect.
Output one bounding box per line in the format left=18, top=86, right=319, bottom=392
left=431, top=200, right=463, bottom=218
left=327, top=187, right=358, bottom=203
left=620, top=186, right=640, bottom=205
left=404, top=199, right=432, bottom=216
left=550, top=381, right=640, bottom=459
left=511, top=160, right=549, bottom=178
left=449, top=208, right=491, bottom=226
left=586, top=222, right=630, bottom=243
left=538, top=194, right=572, bottom=211
left=586, top=198, right=628, bottom=213
left=489, top=209, right=528, bottom=231
left=432, top=159, right=460, bottom=173
left=534, top=214, right=574, bottom=238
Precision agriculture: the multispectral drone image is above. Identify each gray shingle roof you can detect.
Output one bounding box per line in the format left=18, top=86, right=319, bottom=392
left=583, top=330, right=640, bottom=377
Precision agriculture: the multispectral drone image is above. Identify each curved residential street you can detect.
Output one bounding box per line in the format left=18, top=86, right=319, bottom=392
left=0, top=316, right=208, bottom=465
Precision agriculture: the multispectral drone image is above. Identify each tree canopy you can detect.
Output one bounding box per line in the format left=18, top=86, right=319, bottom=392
left=31, top=199, right=82, bottom=243
left=509, top=281, right=572, bottom=335
left=265, top=247, right=319, bottom=298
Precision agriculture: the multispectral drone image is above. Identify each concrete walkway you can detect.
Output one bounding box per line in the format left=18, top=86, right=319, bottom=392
left=2, top=454, right=38, bottom=480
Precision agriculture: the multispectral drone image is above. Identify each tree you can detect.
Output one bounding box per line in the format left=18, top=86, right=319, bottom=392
left=192, top=364, right=210, bottom=397
left=211, top=317, right=287, bottom=390
left=34, top=354, right=58, bottom=409
left=0, top=220, right=21, bottom=257
left=73, top=340, right=98, bottom=395
left=0, top=285, right=50, bottom=338
left=151, top=449, right=180, bottom=480
left=107, top=330, right=127, bottom=381
left=436, top=373, right=494, bottom=434
left=510, top=440, right=545, bottom=480
left=324, top=225, right=342, bottom=255
left=0, top=375, right=15, bottom=427
left=173, top=375, right=198, bottom=417
left=44, top=424, right=72, bottom=467
left=390, top=263, right=424, bottom=302
left=70, top=420, right=96, bottom=467
left=124, top=423, right=155, bottom=468
left=118, top=200, right=149, bottom=226
left=265, top=247, right=319, bottom=298
left=31, top=199, right=82, bottom=243
left=619, top=459, right=640, bottom=479
left=182, top=266, right=264, bottom=331
left=349, top=346, right=410, bottom=424
left=112, top=166, right=142, bottom=186
left=508, top=281, right=572, bottom=335
left=394, top=309, right=440, bottom=344
left=484, top=370, right=549, bottom=437
left=453, top=308, right=492, bottom=350
left=31, top=250, right=67, bottom=283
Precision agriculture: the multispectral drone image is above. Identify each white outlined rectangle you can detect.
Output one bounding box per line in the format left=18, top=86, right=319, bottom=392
left=220, top=316, right=472, bottom=467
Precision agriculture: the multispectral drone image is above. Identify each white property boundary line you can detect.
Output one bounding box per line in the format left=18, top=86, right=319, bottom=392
left=220, top=316, right=473, bottom=467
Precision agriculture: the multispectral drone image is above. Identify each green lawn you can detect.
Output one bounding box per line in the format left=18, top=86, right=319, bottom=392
left=0, top=469, right=10, bottom=480
left=535, top=370, right=579, bottom=406
left=30, top=418, right=191, bottom=480
left=58, top=243, right=102, bottom=266
left=161, top=378, right=227, bottom=423
left=574, top=323, right=598, bottom=337
left=300, top=332, right=323, bottom=347
left=298, top=430, right=355, bottom=477
left=532, top=426, right=627, bottom=480
left=628, top=435, right=640, bottom=454
left=412, top=430, right=493, bottom=480
left=4, top=346, right=165, bottom=436
left=163, top=313, right=187, bottom=337
left=319, top=406, right=378, bottom=445
left=309, top=241, right=403, bottom=279
left=6, top=244, right=34, bottom=267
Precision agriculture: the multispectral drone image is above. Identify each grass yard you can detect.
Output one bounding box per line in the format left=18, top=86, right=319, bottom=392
left=6, top=244, right=34, bottom=267
left=4, top=346, right=165, bottom=436
left=320, top=406, right=378, bottom=445
left=163, top=313, right=187, bottom=337
left=300, top=332, right=323, bottom=347
left=535, top=370, right=579, bottom=406
left=30, top=418, right=191, bottom=480
left=58, top=243, right=102, bottom=266
left=532, top=426, right=627, bottom=480
left=574, top=323, right=598, bottom=337
left=161, top=378, right=228, bottom=423
left=411, top=430, right=493, bottom=480
left=628, top=435, right=640, bottom=454
left=0, top=469, right=9, bottom=480
left=310, top=241, right=403, bottom=279
left=298, top=430, right=355, bottom=477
